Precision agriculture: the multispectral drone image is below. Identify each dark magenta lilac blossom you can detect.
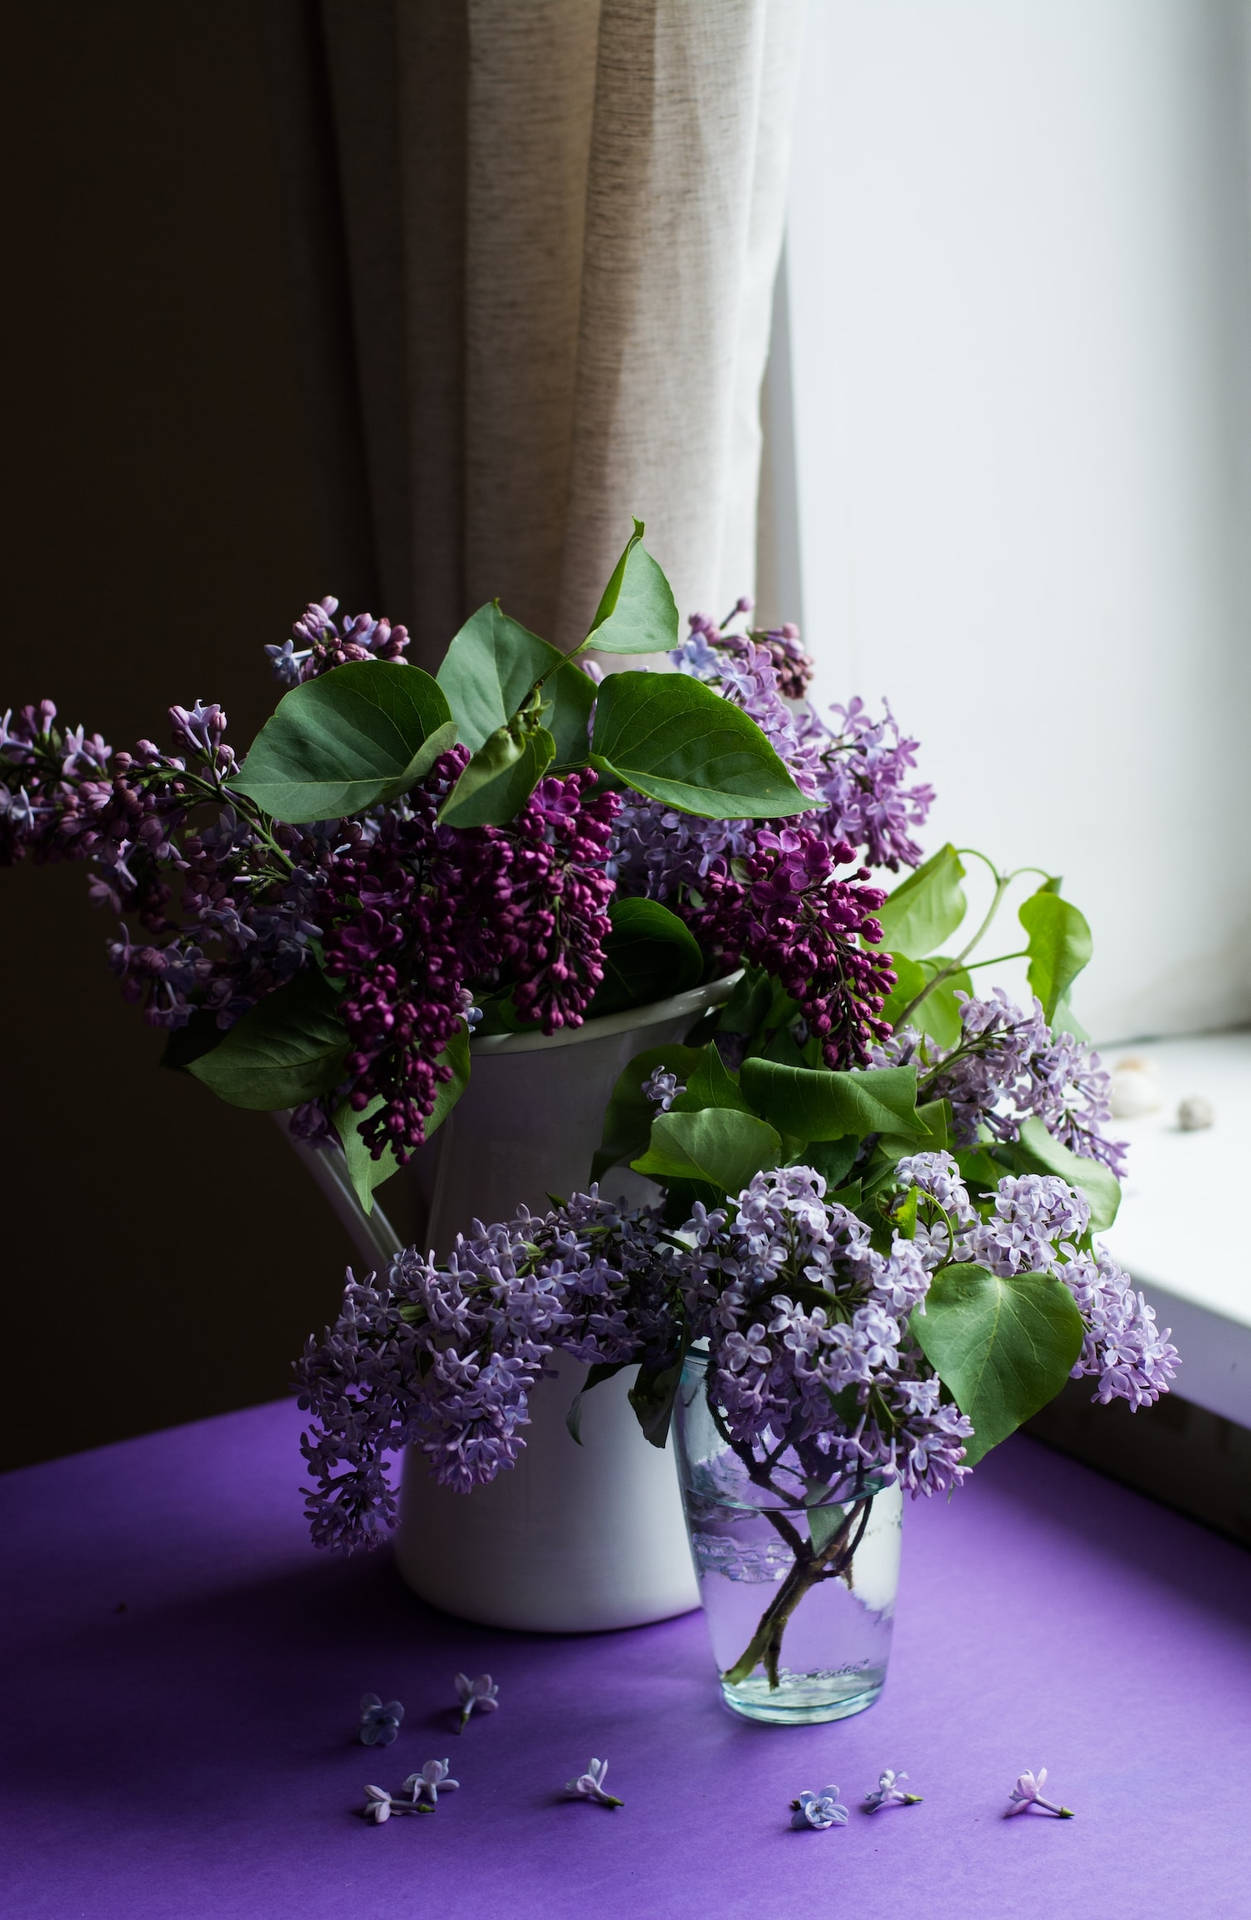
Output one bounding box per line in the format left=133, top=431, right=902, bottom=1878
left=688, top=827, right=896, bottom=1068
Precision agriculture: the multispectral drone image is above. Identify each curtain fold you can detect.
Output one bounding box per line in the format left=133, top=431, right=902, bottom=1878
left=263, top=0, right=805, bottom=662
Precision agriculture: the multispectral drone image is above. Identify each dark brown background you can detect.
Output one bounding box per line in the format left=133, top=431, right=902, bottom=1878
left=2, top=3, right=374, bottom=1467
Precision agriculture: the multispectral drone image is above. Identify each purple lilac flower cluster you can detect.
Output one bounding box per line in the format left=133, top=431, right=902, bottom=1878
left=0, top=608, right=625, bottom=1163
left=265, top=597, right=411, bottom=687
left=688, top=827, right=897, bottom=1068
left=669, top=1166, right=973, bottom=1499
left=295, top=1190, right=669, bottom=1547
left=322, top=761, right=620, bottom=1160
left=898, top=1154, right=1178, bottom=1408
left=296, top=1154, right=1176, bottom=1552
left=606, top=606, right=930, bottom=1066
left=0, top=697, right=329, bottom=1029
left=877, top=987, right=1128, bottom=1177
left=611, top=606, right=932, bottom=887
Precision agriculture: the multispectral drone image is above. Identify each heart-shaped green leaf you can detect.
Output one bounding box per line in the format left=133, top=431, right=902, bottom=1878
left=672, top=1044, right=754, bottom=1115
left=438, top=724, right=556, bottom=827
left=632, top=1107, right=782, bottom=1196
left=584, top=519, right=679, bottom=655
left=544, top=661, right=598, bottom=767
left=911, top=1261, right=1086, bottom=1465
left=233, top=662, right=455, bottom=823
left=1019, top=888, right=1093, bottom=1020
left=590, top=671, right=813, bottom=819
left=739, top=1058, right=927, bottom=1144
left=185, top=968, right=348, bottom=1110
left=436, top=601, right=566, bottom=751
left=588, top=898, right=703, bottom=1018
left=875, top=845, right=967, bottom=959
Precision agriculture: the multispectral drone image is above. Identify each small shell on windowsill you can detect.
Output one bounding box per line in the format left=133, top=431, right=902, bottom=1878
left=1108, top=1060, right=1164, bottom=1119
left=1177, top=1095, right=1214, bottom=1131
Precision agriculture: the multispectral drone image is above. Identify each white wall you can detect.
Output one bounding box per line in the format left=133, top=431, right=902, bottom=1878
left=768, top=0, right=1251, bottom=1043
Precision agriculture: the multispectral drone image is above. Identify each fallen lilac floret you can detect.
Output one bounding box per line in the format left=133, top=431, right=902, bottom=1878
left=359, top=1692, right=405, bottom=1746
left=454, top=1672, right=499, bottom=1731
left=863, top=1768, right=922, bottom=1811
left=361, top=1785, right=400, bottom=1824
left=790, top=1785, right=849, bottom=1830
left=1006, top=1768, right=1074, bottom=1818
left=566, top=1758, right=623, bottom=1808
left=404, top=1760, right=460, bottom=1809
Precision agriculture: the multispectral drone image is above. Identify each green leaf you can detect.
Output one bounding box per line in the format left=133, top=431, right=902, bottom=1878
left=878, top=953, right=926, bottom=1031
left=588, top=898, right=703, bottom=1018
left=233, top=662, right=455, bottom=823
left=435, top=601, right=567, bottom=753
left=878, top=1096, right=953, bottom=1158
left=803, top=1136, right=861, bottom=1188
left=1006, top=1115, right=1121, bottom=1232
left=437, top=723, right=555, bottom=827
left=711, top=965, right=775, bottom=1038
left=1051, top=994, right=1090, bottom=1043
left=589, top=1043, right=709, bottom=1185
left=893, top=1185, right=921, bottom=1239
left=565, top=1361, right=630, bottom=1446
left=911, top=1262, right=1085, bottom=1466
left=628, top=1338, right=690, bottom=1448
left=953, top=1144, right=1007, bottom=1196
left=333, top=1025, right=471, bottom=1212
left=184, top=968, right=348, bottom=1110
left=161, top=1008, right=231, bottom=1073
left=739, top=1058, right=927, bottom=1145
left=913, top=959, right=973, bottom=1049
left=808, top=1501, right=849, bottom=1557
left=544, top=661, right=598, bottom=767
left=632, top=1107, right=783, bottom=1196
left=590, top=671, right=814, bottom=820
left=672, top=1045, right=754, bottom=1115
left=875, top=845, right=967, bottom=959
left=1019, top=888, right=1093, bottom=1021
left=584, top=519, right=679, bottom=655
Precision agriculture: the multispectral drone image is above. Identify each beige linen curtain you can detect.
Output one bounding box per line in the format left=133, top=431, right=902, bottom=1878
left=264, top=0, right=806, bottom=662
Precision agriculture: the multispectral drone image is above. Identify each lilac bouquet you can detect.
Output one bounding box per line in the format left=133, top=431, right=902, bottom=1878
left=294, top=582, right=1179, bottom=1691
left=0, top=525, right=928, bottom=1206
left=297, top=1146, right=1175, bottom=1685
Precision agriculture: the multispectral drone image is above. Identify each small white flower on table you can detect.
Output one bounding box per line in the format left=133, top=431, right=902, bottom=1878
left=454, top=1671, right=500, bottom=1732
left=790, top=1785, right=849, bottom=1830
left=403, top=1760, right=460, bottom=1811
left=1006, top=1768, right=1074, bottom=1818
left=863, top=1768, right=923, bottom=1811
left=566, top=1757, right=624, bottom=1808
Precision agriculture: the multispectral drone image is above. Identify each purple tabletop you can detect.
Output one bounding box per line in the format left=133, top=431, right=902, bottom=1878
left=2, top=1398, right=1248, bottom=1920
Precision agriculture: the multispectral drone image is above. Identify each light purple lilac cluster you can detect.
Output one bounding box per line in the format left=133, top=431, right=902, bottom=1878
left=671, top=1166, right=973, bottom=1500
left=295, top=1190, right=669, bottom=1548
left=877, top=987, right=1128, bottom=1177
left=609, top=604, right=933, bottom=900
left=897, top=1154, right=1178, bottom=1408
left=297, top=1155, right=1174, bottom=1551
left=265, top=596, right=411, bottom=686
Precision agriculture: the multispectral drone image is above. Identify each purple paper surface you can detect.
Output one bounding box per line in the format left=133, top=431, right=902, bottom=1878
left=2, top=1398, right=1248, bottom=1920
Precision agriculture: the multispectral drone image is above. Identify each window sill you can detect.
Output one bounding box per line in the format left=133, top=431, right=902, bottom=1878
left=1098, top=1029, right=1251, bottom=1429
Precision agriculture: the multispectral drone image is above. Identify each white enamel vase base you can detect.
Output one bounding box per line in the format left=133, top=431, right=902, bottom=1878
left=293, top=976, right=739, bottom=1633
